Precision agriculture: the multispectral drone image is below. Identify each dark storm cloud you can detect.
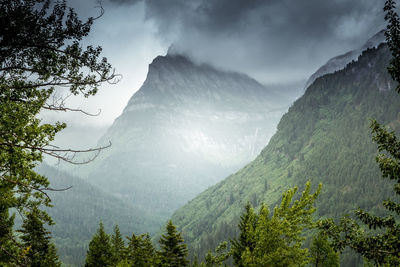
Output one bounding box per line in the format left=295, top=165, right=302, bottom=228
left=106, top=0, right=386, bottom=83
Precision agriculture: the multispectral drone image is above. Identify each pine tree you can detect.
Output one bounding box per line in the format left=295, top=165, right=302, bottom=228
left=126, top=232, right=155, bottom=266
left=85, top=222, right=113, bottom=267
left=158, top=220, right=189, bottom=267
left=19, top=207, right=60, bottom=267
left=231, top=202, right=257, bottom=267
left=310, top=232, right=339, bottom=267
left=111, top=225, right=126, bottom=263
left=141, top=233, right=156, bottom=265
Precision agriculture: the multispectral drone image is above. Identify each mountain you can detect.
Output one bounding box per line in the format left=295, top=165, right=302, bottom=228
left=35, top=164, right=162, bottom=266
left=304, top=30, right=385, bottom=89
left=73, top=53, right=299, bottom=223
left=170, top=44, right=399, bottom=266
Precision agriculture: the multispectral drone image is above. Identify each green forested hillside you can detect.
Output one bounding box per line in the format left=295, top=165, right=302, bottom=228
left=171, top=44, right=400, bottom=266
left=35, top=164, right=163, bottom=266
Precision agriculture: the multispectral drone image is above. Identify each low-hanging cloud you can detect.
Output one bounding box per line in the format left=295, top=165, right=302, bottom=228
left=107, top=0, right=386, bottom=84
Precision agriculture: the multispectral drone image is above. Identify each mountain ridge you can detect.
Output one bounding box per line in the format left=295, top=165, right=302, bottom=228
left=305, top=29, right=385, bottom=88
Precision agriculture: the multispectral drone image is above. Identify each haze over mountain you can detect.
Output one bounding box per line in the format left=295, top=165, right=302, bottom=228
left=69, top=52, right=301, bottom=225
left=35, top=164, right=162, bottom=266
left=170, top=43, right=398, bottom=267
left=304, top=29, right=386, bottom=88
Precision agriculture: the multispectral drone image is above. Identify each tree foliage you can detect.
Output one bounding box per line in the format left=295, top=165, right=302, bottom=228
left=85, top=222, right=113, bottom=267
left=203, top=241, right=231, bottom=267
left=230, top=203, right=257, bottom=267
left=111, top=225, right=126, bottom=263
left=0, top=189, right=18, bottom=265
left=385, top=0, right=400, bottom=93
left=158, top=220, right=189, bottom=267
left=126, top=232, right=155, bottom=266
left=19, top=207, right=61, bottom=267
left=310, top=231, right=339, bottom=267
left=0, top=0, right=116, bottom=262
left=233, top=182, right=321, bottom=267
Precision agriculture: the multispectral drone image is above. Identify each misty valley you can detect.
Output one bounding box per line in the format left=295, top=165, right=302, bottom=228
left=2, top=1, right=400, bottom=267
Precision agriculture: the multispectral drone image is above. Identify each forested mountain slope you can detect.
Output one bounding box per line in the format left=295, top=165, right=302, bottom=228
left=305, top=30, right=385, bottom=88
left=171, top=44, right=399, bottom=266
left=72, top=53, right=298, bottom=223
left=36, top=164, right=162, bottom=266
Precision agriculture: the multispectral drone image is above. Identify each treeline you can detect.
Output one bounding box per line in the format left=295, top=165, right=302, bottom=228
left=84, top=221, right=188, bottom=267
left=85, top=182, right=339, bottom=267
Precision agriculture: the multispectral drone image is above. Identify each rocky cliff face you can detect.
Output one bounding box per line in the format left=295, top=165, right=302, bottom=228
left=79, top=53, right=295, bottom=221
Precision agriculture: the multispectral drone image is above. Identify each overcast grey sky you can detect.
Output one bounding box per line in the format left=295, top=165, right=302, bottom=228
left=141, top=0, right=385, bottom=82
left=46, top=0, right=387, bottom=143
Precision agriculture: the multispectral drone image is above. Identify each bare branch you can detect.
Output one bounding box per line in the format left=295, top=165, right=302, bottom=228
left=44, top=93, right=102, bottom=116
left=0, top=141, right=111, bottom=165
left=40, top=185, right=73, bottom=192
left=93, top=1, right=105, bottom=21
left=1, top=175, right=51, bottom=201
left=41, top=141, right=111, bottom=153
left=9, top=73, right=118, bottom=90
left=44, top=105, right=101, bottom=116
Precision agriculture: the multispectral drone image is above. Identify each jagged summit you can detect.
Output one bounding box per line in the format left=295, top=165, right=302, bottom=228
left=125, top=52, right=282, bottom=113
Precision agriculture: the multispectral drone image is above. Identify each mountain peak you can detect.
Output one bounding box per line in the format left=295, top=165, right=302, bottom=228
left=305, top=29, right=386, bottom=89
left=127, top=52, right=281, bottom=111
left=80, top=50, right=297, bottom=228
left=149, top=53, right=195, bottom=73
left=362, top=29, right=385, bottom=50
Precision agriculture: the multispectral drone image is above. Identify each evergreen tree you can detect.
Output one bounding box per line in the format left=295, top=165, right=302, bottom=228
left=231, top=203, right=257, bottom=267
left=111, top=225, right=126, bottom=263
left=141, top=233, right=156, bottom=265
left=310, top=232, right=339, bottom=267
left=319, top=1, right=400, bottom=265
left=85, top=222, right=113, bottom=267
left=126, top=232, right=155, bottom=266
left=0, top=187, right=18, bottom=265
left=19, top=207, right=60, bottom=267
left=158, top=220, right=189, bottom=267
